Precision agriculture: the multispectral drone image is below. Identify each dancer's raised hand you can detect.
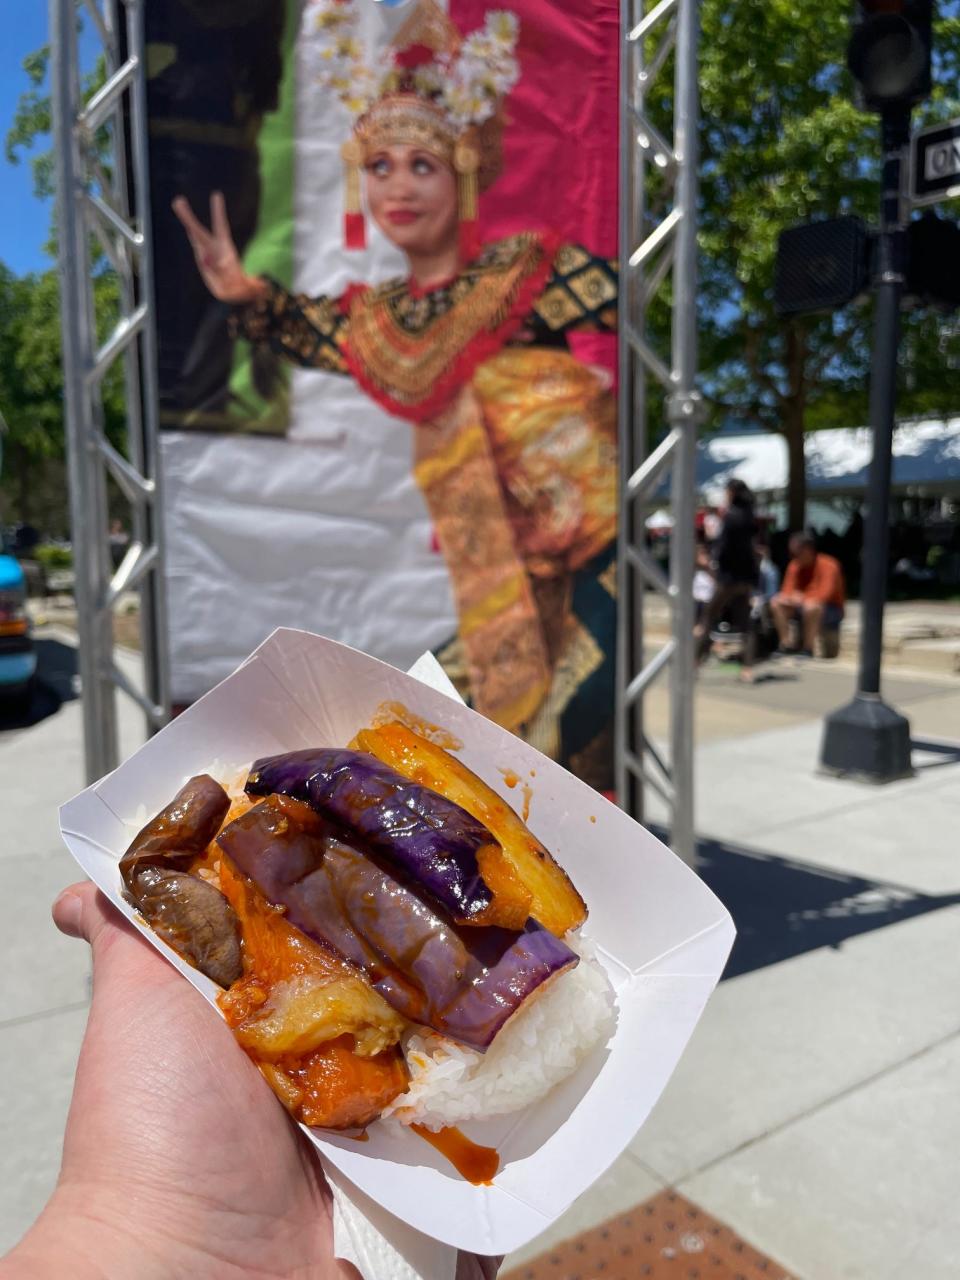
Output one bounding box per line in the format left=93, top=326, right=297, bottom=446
left=173, top=191, right=266, bottom=305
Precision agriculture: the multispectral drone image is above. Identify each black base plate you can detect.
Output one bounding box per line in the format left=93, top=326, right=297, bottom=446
left=819, top=693, right=913, bottom=783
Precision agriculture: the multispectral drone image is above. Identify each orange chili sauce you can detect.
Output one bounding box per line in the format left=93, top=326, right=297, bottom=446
left=520, top=781, right=533, bottom=823
left=206, top=736, right=501, bottom=1182
left=498, top=769, right=534, bottom=819
left=372, top=701, right=463, bottom=751
left=411, top=1124, right=500, bottom=1185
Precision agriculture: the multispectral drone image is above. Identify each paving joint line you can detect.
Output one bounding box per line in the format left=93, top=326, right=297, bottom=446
left=0, top=999, right=90, bottom=1035
left=669, top=1022, right=960, bottom=1189
left=703, top=776, right=960, bottom=851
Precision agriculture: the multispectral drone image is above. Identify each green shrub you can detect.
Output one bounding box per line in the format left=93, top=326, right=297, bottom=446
left=33, top=543, right=73, bottom=570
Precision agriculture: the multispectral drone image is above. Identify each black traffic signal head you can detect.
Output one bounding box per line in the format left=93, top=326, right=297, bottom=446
left=848, top=0, right=933, bottom=113
left=905, top=213, right=960, bottom=311
left=774, top=216, right=872, bottom=317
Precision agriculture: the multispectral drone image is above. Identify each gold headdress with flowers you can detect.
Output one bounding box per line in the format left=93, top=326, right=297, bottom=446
left=306, top=0, right=521, bottom=254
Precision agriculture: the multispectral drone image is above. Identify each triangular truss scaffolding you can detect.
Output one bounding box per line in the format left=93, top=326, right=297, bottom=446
left=49, top=0, right=699, bottom=823
left=51, top=0, right=169, bottom=782
left=616, top=0, right=702, bottom=863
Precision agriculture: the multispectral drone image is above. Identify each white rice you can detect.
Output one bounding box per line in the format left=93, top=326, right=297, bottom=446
left=383, top=935, right=616, bottom=1131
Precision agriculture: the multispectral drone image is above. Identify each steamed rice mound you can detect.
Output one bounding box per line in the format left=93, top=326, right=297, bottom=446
left=383, top=937, right=616, bottom=1131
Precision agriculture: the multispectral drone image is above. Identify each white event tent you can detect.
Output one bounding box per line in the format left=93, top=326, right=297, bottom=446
left=696, top=418, right=960, bottom=507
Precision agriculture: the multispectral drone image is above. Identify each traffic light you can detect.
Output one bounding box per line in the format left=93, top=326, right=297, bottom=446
left=774, top=217, right=872, bottom=317
left=905, top=212, right=960, bottom=311
left=847, top=0, right=933, bottom=113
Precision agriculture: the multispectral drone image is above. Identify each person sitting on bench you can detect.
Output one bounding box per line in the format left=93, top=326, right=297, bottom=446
left=771, top=532, right=846, bottom=657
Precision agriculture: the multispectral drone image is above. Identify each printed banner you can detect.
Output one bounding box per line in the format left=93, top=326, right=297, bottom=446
left=150, top=0, right=619, bottom=789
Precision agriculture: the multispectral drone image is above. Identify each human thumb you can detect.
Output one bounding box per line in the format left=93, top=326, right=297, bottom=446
left=53, top=880, right=125, bottom=953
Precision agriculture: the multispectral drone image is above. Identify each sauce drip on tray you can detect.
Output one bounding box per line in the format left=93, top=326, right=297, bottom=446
left=520, top=782, right=533, bottom=823
left=411, top=1123, right=500, bottom=1185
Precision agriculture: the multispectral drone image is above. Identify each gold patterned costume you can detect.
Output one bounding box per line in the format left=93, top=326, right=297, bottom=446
left=229, top=1, right=618, bottom=786
left=232, top=231, right=618, bottom=785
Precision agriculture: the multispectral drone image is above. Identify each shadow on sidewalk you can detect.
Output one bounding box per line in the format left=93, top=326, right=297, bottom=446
left=911, top=737, right=960, bottom=771
left=0, top=638, right=79, bottom=732
left=653, top=830, right=960, bottom=980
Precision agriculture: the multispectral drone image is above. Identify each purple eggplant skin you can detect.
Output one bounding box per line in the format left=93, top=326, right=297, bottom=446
left=218, top=796, right=578, bottom=1051
left=118, top=775, right=238, bottom=987
left=119, top=774, right=229, bottom=890
left=124, top=866, right=242, bottom=988
left=246, top=749, right=499, bottom=924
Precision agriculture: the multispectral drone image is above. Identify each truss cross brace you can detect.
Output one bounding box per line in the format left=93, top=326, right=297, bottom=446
left=51, top=0, right=170, bottom=784
left=616, top=0, right=702, bottom=864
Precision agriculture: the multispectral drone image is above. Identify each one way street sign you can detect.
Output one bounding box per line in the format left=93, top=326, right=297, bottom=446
left=911, top=118, right=960, bottom=207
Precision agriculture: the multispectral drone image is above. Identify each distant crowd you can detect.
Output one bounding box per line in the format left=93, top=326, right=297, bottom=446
left=693, top=480, right=847, bottom=684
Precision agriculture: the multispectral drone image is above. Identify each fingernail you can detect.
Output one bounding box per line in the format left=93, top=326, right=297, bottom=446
left=54, top=890, right=83, bottom=938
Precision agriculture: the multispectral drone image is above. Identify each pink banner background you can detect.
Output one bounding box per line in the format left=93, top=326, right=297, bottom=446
left=452, top=0, right=620, bottom=372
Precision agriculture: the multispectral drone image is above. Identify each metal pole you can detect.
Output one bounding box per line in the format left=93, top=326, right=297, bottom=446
left=615, top=0, right=699, bottom=857
left=666, top=0, right=701, bottom=866
left=617, top=0, right=648, bottom=822
left=859, top=286, right=900, bottom=694
left=125, top=0, right=171, bottom=721
left=819, top=106, right=912, bottom=783
left=51, top=0, right=119, bottom=780
left=859, top=110, right=908, bottom=696
left=51, top=0, right=170, bottom=784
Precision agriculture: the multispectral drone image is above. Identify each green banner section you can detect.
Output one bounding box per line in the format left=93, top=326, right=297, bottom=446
left=226, top=0, right=298, bottom=435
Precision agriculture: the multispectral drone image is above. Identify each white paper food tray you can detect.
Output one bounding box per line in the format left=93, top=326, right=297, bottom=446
left=59, top=629, right=734, bottom=1256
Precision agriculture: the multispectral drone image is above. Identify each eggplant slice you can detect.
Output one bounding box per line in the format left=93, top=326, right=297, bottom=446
left=246, top=749, right=503, bottom=924
left=218, top=795, right=577, bottom=1051
left=120, top=774, right=230, bottom=886
left=125, top=865, right=242, bottom=988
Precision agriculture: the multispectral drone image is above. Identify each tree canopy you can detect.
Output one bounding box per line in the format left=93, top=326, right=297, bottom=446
left=2, top=37, right=123, bottom=532
left=3, top=4, right=960, bottom=534
left=691, top=0, right=960, bottom=526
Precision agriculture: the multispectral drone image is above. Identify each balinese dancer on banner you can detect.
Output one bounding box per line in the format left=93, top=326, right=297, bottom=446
left=174, top=0, right=618, bottom=789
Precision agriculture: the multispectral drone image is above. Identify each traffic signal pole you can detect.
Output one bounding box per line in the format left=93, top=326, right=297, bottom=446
left=819, top=106, right=913, bottom=782
left=860, top=109, right=910, bottom=699
left=817, top=0, right=932, bottom=783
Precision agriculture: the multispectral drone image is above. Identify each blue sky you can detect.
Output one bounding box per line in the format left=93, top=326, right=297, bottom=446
left=1, top=6, right=98, bottom=276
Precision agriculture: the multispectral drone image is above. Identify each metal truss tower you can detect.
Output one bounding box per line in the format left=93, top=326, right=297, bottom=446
left=616, top=0, right=702, bottom=864
left=49, top=0, right=697, bottom=817
left=50, top=0, right=169, bottom=784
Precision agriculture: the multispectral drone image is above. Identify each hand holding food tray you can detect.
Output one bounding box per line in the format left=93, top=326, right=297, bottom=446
left=59, top=630, right=734, bottom=1259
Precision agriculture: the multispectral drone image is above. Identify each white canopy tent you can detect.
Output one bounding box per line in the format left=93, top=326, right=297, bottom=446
left=696, top=418, right=960, bottom=506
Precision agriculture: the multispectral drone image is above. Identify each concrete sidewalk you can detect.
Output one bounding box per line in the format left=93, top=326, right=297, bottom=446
left=0, top=628, right=146, bottom=1247
left=1, top=631, right=958, bottom=1278
left=506, top=656, right=960, bottom=1279
left=641, top=595, right=960, bottom=676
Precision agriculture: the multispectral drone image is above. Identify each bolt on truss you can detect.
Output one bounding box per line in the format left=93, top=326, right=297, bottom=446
left=616, top=0, right=703, bottom=864
left=51, top=0, right=169, bottom=783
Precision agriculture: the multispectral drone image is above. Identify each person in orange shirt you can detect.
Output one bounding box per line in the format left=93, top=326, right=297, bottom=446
left=771, top=532, right=846, bottom=657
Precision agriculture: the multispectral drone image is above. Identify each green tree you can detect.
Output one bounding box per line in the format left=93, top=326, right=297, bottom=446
left=2, top=38, right=125, bottom=530
left=5, top=39, right=108, bottom=243
left=0, top=264, right=58, bottom=523
left=656, top=0, right=960, bottom=528
left=0, top=259, right=127, bottom=524
left=5, top=45, right=55, bottom=205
